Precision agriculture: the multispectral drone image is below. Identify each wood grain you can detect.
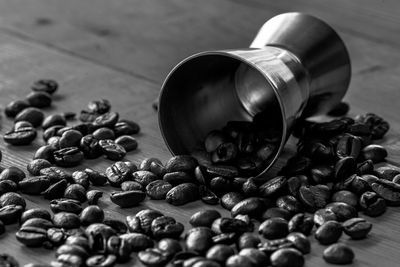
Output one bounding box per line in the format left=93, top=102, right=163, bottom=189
left=0, top=0, right=397, bottom=266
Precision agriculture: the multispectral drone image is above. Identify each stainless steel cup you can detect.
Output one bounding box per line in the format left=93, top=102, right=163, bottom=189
left=158, top=12, right=351, bottom=177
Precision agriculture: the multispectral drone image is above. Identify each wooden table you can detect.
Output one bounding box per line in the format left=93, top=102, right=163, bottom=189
left=0, top=0, right=399, bottom=266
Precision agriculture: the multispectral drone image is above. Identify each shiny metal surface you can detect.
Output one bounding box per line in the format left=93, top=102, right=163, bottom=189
left=158, top=12, right=351, bottom=177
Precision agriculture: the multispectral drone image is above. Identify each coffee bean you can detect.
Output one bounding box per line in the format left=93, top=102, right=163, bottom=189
left=139, top=158, right=163, bottom=171
left=211, top=142, right=238, bottom=164
left=59, top=130, right=83, bottom=149
left=102, top=218, right=127, bottom=234
left=80, top=110, right=98, bottom=123
left=14, top=121, right=34, bottom=130
left=237, top=232, right=261, bottom=250
left=356, top=112, right=389, bottom=139
left=106, top=235, right=131, bottom=262
left=105, top=161, right=132, bottom=187
left=47, top=136, right=61, bottom=150
left=86, top=254, right=117, bottom=267
left=166, top=183, right=199, bottom=206
left=64, top=184, right=87, bottom=203
left=54, top=147, right=84, bottom=167
left=21, top=218, right=53, bottom=230
left=20, top=208, right=51, bottom=224
left=348, top=174, right=370, bottom=195
left=286, top=232, right=310, bottom=254
left=259, top=176, right=287, bottom=198
left=0, top=180, right=17, bottom=195
left=93, top=127, right=115, bottom=141
left=52, top=212, right=80, bottom=229
left=80, top=135, right=103, bottom=159
left=362, top=144, right=388, bottom=163
left=166, top=155, right=198, bottom=173
left=156, top=238, right=182, bottom=259
left=0, top=205, right=24, bottom=224
left=3, top=127, right=37, bottom=146
left=206, top=165, right=238, bottom=178
left=26, top=91, right=52, bottom=108
left=190, top=210, right=221, bottom=228
left=231, top=197, right=268, bottom=219
left=41, top=114, right=66, bottom=130
left=288, top=213, right=314, bottom=236
left=335, top=156, right=356, bottom=180
left=132, top=171, right=159, bottom=186
left=219, top=217, right=252, bottom=234
left=114, top=120, right=140, bottom=136
left=325, top=202, right=358, bottom=221
left=80, top=205, right=104, bottom=226
left=276, top=195, right=303, bottom=215
left=212, top=232, right=237, bottom=245
left=315, top=221, right=342, bottom=245
left=40, top=167, right=71, bottom=184
left=357, top=159, right=374, bottom=175
left=261, top=207, right=292, bottom=221
left=50, top=198, right=82, bottom=214
left=110, top=190, right=146, bottom=208
left=46, top=227, right=66, bottom=246
left=34, top=145, right=55, bottom=162
left=115, top=135, right=138, bottom=152
left=84, top=168, right=107, bottom=186
left=332, top=190, right=358, bottom=207
left=16, top=226, right=48, bottom=247
left=88, top=99, right=111, bottom=114
left=185, top=227, right=214, bottom=254
left=359, top=191, right=386, bottom=216
left=206, top=244, right=234, bottom=264
left=138, top=248, right=168, bottom=267
left=336, top=134, right=362, bottom=159
left=238, top=248, right=269, bottom=267
left=270, top=248, right=304, bottom=267
left=126, top=209, right=163, bottom=235
left=120, top=233, right=153, bottom=252
left=121, top=181, right=143, bottom=192
left=85, top=223, right=116, bottom=253
left=31, top=79, right=58, bottom=94
left=163, top=171, right=194, bottom=186
left=313, top=209, right=337, bottom=227
left=56, top=243, right=89, bottom=258
left=225, top=255, right=253, bottom=267
left=43, top=125, right=63, bottom=142
left=146, top=180, right=173, bottom=200
left=0, top=192, right=26, bottom=208
left=15, top=107, right=44, bottom=127
left=99, top=139, right=126, bottom=161
left=279, top=156, right=312, bottom=176
left=27, top=159, right=52, bottom=176
left=342, top=217, right=372, bottom=239
left=240, top=178, right=257, bottom=197
left=323, top=243, right=354, bottom=264
left=258, top=218, right=288, bottom=239
left=374, top=166, right=400, bottom=181
left=298, top=185, right=330, bottom=212
left=87, top=190, right=103, bottom=205
left=93, top=112, right=119, bottom=128
left=151, top=216, right=184, bottom=239
left=0, top=167, right=26, bottom=183
left=198, top=185, right=219, bottom=205
left=19, top=176, right=50, bottom=195
left=5, top=99, right=30, bottom=117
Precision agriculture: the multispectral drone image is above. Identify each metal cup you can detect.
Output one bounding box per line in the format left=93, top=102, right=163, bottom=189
left=158, top=12, right=351, bottom=176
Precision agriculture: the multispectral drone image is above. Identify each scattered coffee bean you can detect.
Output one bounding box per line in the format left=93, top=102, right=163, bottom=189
left=146, top=180, right=173, bottom=200
left=15, top=107, right=44, bottom=127
left=315, top=221, right=343, bottom=245
left=99, top=139, right=126, bottom=161
left=259, top=218, right=288, bottom=239
left=199, top=185, right=219, bottom=205
left=288, top=213, right=314, bottom=236
left=31, top=79, right=58, bottom=94
left=270, top=248, right=304, bottom=267
left=52, top=212, right=80, bottom=229
left=0, top=167, right=26, bottom=183
left=343, top=217, right=372, bottom=239
left=54, top=147, right=84, bottom=167
left=115, top=135, right=138, bottom=152
left=3, top=127, right=37, bottom=146
left=5, top=99, right=30, bottom=117
left=166, top=183, right=199, bottom=206
left=190, top=210, right=221, bottom=228
left=27, top=159, right=52, bottom=176
left=359, top=191, right=387, bottom=216
left=110, top=190, right=146, bottom=208
left=87, top=190, right=103, bottom=205
left=0, top=205, right=24, bottom=224
left=323, top=243, right=354, bottom=264
left=185, top=227, right=214, bottom=254
left=151, top=216, right=184, bottom=239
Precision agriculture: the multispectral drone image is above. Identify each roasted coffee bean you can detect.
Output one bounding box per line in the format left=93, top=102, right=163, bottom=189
left=85, top=223, right=116, bottom=253
left=166, top=183, right=199, bottom=206
left=360, top=191, right=386, bottom=216
left=120, top=233, right=153, bottom=251
left=16, top=226, right=47, bottom=247
left=325, top=202, right=358, bottom=221
left=231, top=197, right=268, bottom=219
left=298, top=185, right=330, bottom=212
left=0, top=180, right=17, bottom=195
left=80, top=205, right=104, bottom=226
left=157, top=238, right=182, bottom=259
left=238, top=248, right=269, bottom=267
left=204, top=130, right=228, bottom=153
left=42, top=114, right=66, bottom=129
left=259, top=218, right=288, bottom=239
left=14, top=120, right=34, bottom=130
left=212, top=233, right=237, bottom=245
left=146, top=180, right=173, bottom=200
left=86, top=190, right=103, bottom=206
left=194, top=166, right=208, bottom=185
left=56, top=243, right=89, bottom=258
left=276, top=195, right=303, bottom=215
left=336, top=134, right=362, bottom=159
left=225, top=255, right=253, bottom=267
left=126, top=209, right=163, bottom=235
left=163, top=171, right=194, bottom=186
left=206, top=244, right=234, bottom=264
left=349, top=175, right=370, bottom=195
left=46, top=227, right=66, bottom=246
left=27, top=159, right=52, bottom=176
left=34, top=145, right=55, bottom=162
left=121, top=181, right=143, bottom=191
left=86, top=254, right=117, bottom=267
left=43, top=125, right=63, bottom=142
left=42, top=179, right=68, bottom=200
left=0, top=192, right=26, bottom=208
left=84, top=168, right=107, bottom=186
left=50, top=198, right=82, bottom=214
left=279, top=156, right=312, bottom=176
left=190, top=210, right=221, bottom=228
left=166, top=155, right=198, bottom=173
left=26, top=91, right=52, bottom=108
left=99, top=139, right=126, bottom=160
left=288, top=213, right=314, bottom=236
left=300, top=140, right=334, bottom=162
left=19, top=176, right=50, bottom=195
left=47, top=136, right=60, bottom=150
left=241, top=178, right=258, bottom=196
left=0, top=167, right=26, bottom=183
left=170, top=251, right=201, bottom=267
left=93, top=112, right=119, bottom=129
left=332, top=190, right=358, bottom=207
left=148, top=161, right=166, bottom=178
left=323, top=243, right=354, bottom=264
left=105, top=161, right=132, bottom=187
left=40, top=167, right=71, bottom=184
left=59, top=130, right=83, bottom=149
left=5, top=99, right=30, bottom=117
left=132, top=171, right=158, bottom=186
left=114, top=120, right=140, bottom=136
left=21, top=208, right=51, bottom=224
left=199, top=185, right=219, bottom=205
left=262, top=207, right=292, bottom=221
left=0, top=205, right=24, bottom=224
left=211, top=142, right=238, bottom=163
left=286, top=232, right=310, bottom=254
left=362, top=144, right=387, bottom=163
left=259, top=176, right=287, bottom=198
left=374, top=166, right=400, bottom=181
left=335, top=156, right=356, bottom=180
left=185, top=227, right=214, bottom=254
left=270, top=248, right=304, bottom=267
left=3, top=127, right=37, bottom=146
left=315, top=221, right=342, bottom=245
left=287, top=175, right=308, bottom=197
left=88, top=99, right=111, bottom=114
left=15, top=107, right=44, bottom=127
left=139, top=158, right=163, bottom=171
left=138, top=248, right=168, bottom=267
left=370, top=178, right=400, bottom=205
left=343, top=217, right=372, bottom=239
left=356, top=112, right=389, bottom=139
left=106, top=235, right=131, bottom=262
left=31, top=79, right=58, bottom=94
left=313, top=209, right=337, bottom=227
left=21, top=218, right=53, bottom=230
left=357, top=159, right=374, bottom=175
left=54, top=147, right=84, bottom=167
left=71, top=171, right=89, bottom=189
left=237, top=232, right=261, bottom=249
left=310, top=165, right=334, bottom=184
left=114, top=135, right=138, bottom=152
left=79, top=135, right=102, bottom=159
left=103, top=219, right=127, bottom=234
left=219, top=218, right=252, bottom=234
left=110, top=190, right=146, bottom=208
left=64, top=184, right=87, bottom=202
left=209, top=176, right=231, bottom=194
left=52, top=212, right=80, bottom=229
left=93, top=127, right=115, bottom=141
left=206, top=164, right=239, bottom=178
left=151, top=216, right=184, bottom=239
